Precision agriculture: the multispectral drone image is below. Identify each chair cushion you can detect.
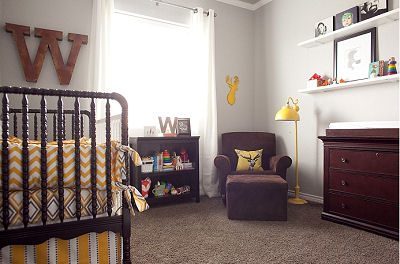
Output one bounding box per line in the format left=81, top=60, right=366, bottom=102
left=229, top=170, right=274, bottom=175
left=235, top=149, right=263, bottom=171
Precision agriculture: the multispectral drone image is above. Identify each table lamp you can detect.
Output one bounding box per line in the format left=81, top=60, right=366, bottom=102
left=275, top=97, right=307, bottom=205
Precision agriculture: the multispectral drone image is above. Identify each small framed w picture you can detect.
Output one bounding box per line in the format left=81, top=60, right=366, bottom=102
left=176, top=118, right=191, bottom=136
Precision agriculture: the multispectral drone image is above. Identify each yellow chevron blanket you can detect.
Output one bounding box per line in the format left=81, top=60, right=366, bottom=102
left=0, top=137, right=145, bottom=228
left=0, top=137, right=142, bottom=191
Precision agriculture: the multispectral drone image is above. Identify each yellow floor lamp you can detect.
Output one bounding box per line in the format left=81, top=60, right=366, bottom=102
left=275, top=97, right=307, bottom=205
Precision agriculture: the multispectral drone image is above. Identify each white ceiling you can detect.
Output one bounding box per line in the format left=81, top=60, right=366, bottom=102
left=238, top=0, right=260, bottom=4
left=216, top=0, right=272, bottom=11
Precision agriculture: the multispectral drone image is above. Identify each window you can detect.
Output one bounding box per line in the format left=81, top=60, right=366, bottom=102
left=111, top=11, right=201, bottom=135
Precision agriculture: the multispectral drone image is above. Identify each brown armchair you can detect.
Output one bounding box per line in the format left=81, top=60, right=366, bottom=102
left=214, top=132, right=292, bottom=205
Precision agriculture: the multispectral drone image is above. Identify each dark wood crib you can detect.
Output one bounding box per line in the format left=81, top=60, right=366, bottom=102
left=0, top=86, right=133, bottom=263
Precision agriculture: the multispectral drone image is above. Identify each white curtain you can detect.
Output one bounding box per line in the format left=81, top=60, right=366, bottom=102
left=192, top=8, right=219, bottom=198
left=87, top=0, right=114, bottom=117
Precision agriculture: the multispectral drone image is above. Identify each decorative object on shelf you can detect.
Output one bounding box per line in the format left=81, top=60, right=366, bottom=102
left=378, top=60, right=385, bottom=76
left=368, top=61, right=379, bottom=78
left=335, top=7, right=359, bottom=30
left=176, top=118, right=191, bottom=136
left=180, top=148, right=189, bottom=162
left=315, top=16, right=335, bottom=37
left=141, top=157, right=154, bottom=173
left=388, top=57, right=397, bottom=75
left=175, top=156, right=183, bottom=170
left=5, top=23, right=88, bottom=85
left=275, top=97, right=307, bottom=205
left=226, top=75, right=239, bottom=105
left=158, top=117, right=177, bottom=136
left=144, top=126, right=157, bottom=137
left=141, top=177, right=152, bottom=198
left=359, top=0, right=388, bottom=21
left=307, top=73, right=324, bottom=89
left=339, top=78, right=346, bottom=83
left=334, top=27, right=376, bottom=82
left=152, top=183, right=165, bottom=197
left=162, top=149, right=174, bottom=171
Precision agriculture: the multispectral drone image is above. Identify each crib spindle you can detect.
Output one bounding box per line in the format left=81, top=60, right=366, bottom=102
left=34, top=113, right=38, bottom=140
left=63, top=113, right=66, bottom=140
left=13, top=113, right=17, bottom=137
left=53, top=114, right=56, bottom=141
left=105, top=99, right=112, bottom=216
left=57, top=97, right=64, bottom=223
left=74, top=98, right=81, bottom=220
left=81, top=114, right=84, bottom=138
left=40, top=96, right=48, bottom=226
left=2, top=94, right=10, bottom=230
left=22, top=95, right=29, bottom=228
left=71, top=115, right=75, bottom=139
left=90, top=99, right=97, bottom=218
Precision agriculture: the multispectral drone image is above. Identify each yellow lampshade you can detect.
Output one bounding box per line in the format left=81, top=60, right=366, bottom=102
left=275, top=103, right=300, bottom=121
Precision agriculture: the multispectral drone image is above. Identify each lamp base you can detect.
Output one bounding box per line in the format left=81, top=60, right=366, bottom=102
left=288, top=197, right=308, bottom=205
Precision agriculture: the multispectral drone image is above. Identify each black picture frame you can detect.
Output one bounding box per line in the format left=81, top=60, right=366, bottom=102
left=176, top=118, right=191, bottom=136
left=359, top=0, right=388, bottom=21
left=335, top=6, right=359, bottom=30
left=334, top=27, right=376, bottom=82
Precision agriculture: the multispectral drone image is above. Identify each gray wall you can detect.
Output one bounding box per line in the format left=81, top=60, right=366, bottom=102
left=0, top=0, right=255, bottom=141
left=254, top=0, right=399, bottom=199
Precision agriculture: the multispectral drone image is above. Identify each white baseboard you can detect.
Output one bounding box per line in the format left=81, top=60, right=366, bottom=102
left=288, top=190, right=323, bottom=204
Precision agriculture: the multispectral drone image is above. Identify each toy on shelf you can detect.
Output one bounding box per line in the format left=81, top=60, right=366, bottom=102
left=307, top=73, right=324, bottom=89
left=141, top=177, right=151, bottom=198
left=152, top=182, right=166, bottom=197
left=141, top=157, right=154, bottom=173
left=175, top=156, right=183, bottom=170
left=388, top=57, right=397, bottom=75
left=339, top=78, right=345, bottom=83
left=162, top=150, right=174, bottom=171
left=180, top=148, right=189, bottom=163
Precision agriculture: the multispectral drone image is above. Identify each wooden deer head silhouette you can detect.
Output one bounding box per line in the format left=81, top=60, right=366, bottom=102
left=226, top=75, right=239, bottom=105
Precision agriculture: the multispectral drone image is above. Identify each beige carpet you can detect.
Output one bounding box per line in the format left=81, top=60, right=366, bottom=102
left=131, top=197, right=398, bottom=264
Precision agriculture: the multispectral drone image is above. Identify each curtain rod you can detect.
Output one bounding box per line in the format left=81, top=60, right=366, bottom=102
left=150, top=0, right=217, bottom=17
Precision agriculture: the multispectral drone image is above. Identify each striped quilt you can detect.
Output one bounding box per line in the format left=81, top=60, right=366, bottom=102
left=0, top=137, right=143, bottom=229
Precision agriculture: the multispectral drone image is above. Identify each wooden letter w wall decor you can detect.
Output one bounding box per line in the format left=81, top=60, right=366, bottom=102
left=5, top=23, right=88, bottom=85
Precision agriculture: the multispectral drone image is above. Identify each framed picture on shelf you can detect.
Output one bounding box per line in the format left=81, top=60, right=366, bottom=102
left=314, top=16, right=335, bottom=37
left=359, top=0, right=388, bottom=21
left=334, top=27, right=376, bottom=82
left=176, top=118, right=191, bottom=136
left=335, top=6, right=359, bottom=30
left=368, top=61, right=379, bottom=78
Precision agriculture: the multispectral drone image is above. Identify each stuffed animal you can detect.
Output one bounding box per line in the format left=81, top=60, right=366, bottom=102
left=175, top=156, right=183, bottom=170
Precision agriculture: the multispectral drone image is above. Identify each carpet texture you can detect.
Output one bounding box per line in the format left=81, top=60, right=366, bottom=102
left=131, top=197, right=398, bottom=264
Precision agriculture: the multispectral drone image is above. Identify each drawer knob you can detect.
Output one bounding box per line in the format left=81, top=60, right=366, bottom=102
left=341, top=203, right=346, bottom=209
left=341, top=180, right=347, bottom=186
left=376, top=152, right=379, bottom=158
left=341, top=157, right=347, bottom=163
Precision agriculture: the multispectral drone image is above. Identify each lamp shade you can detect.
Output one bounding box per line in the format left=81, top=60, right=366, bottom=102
left=275, top=104, right=300, bottom=121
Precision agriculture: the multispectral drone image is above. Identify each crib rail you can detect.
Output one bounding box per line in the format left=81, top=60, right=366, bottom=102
left=0, top=86, right=131, bottom=263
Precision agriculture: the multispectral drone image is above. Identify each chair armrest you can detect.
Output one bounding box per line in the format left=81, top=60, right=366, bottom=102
left=214, top=155, right=231, bottom=203
left=269, top=155, right=292, bottom=180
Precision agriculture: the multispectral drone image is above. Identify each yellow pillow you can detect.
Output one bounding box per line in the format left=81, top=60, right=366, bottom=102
left=235, top=149, right=263, bottom=171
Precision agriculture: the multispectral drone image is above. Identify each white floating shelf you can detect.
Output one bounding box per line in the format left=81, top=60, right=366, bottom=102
left=298, top=74, right=399, bottom=94
left=298, top=9, right=399, bottom=48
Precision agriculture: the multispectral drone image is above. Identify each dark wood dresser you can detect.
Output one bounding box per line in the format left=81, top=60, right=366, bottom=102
left=318, top=128, right=399, bottom=239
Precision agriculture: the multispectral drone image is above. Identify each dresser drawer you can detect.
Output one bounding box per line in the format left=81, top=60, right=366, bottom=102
left=329, top=171, right=399, bottom=202
left=330, top=149, right=398, bottom=175
left=328, top=193, right=398, bottom=229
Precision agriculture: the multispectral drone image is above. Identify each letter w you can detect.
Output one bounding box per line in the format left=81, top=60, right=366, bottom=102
left=6, top=23, right=88, bottom=85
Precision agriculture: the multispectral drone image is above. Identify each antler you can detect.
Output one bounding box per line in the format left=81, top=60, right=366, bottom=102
left=226, top=75, right=232, bottom=87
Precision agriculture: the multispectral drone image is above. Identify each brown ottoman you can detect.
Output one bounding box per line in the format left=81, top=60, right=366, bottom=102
left=226, top=174, right=288, bottom=221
